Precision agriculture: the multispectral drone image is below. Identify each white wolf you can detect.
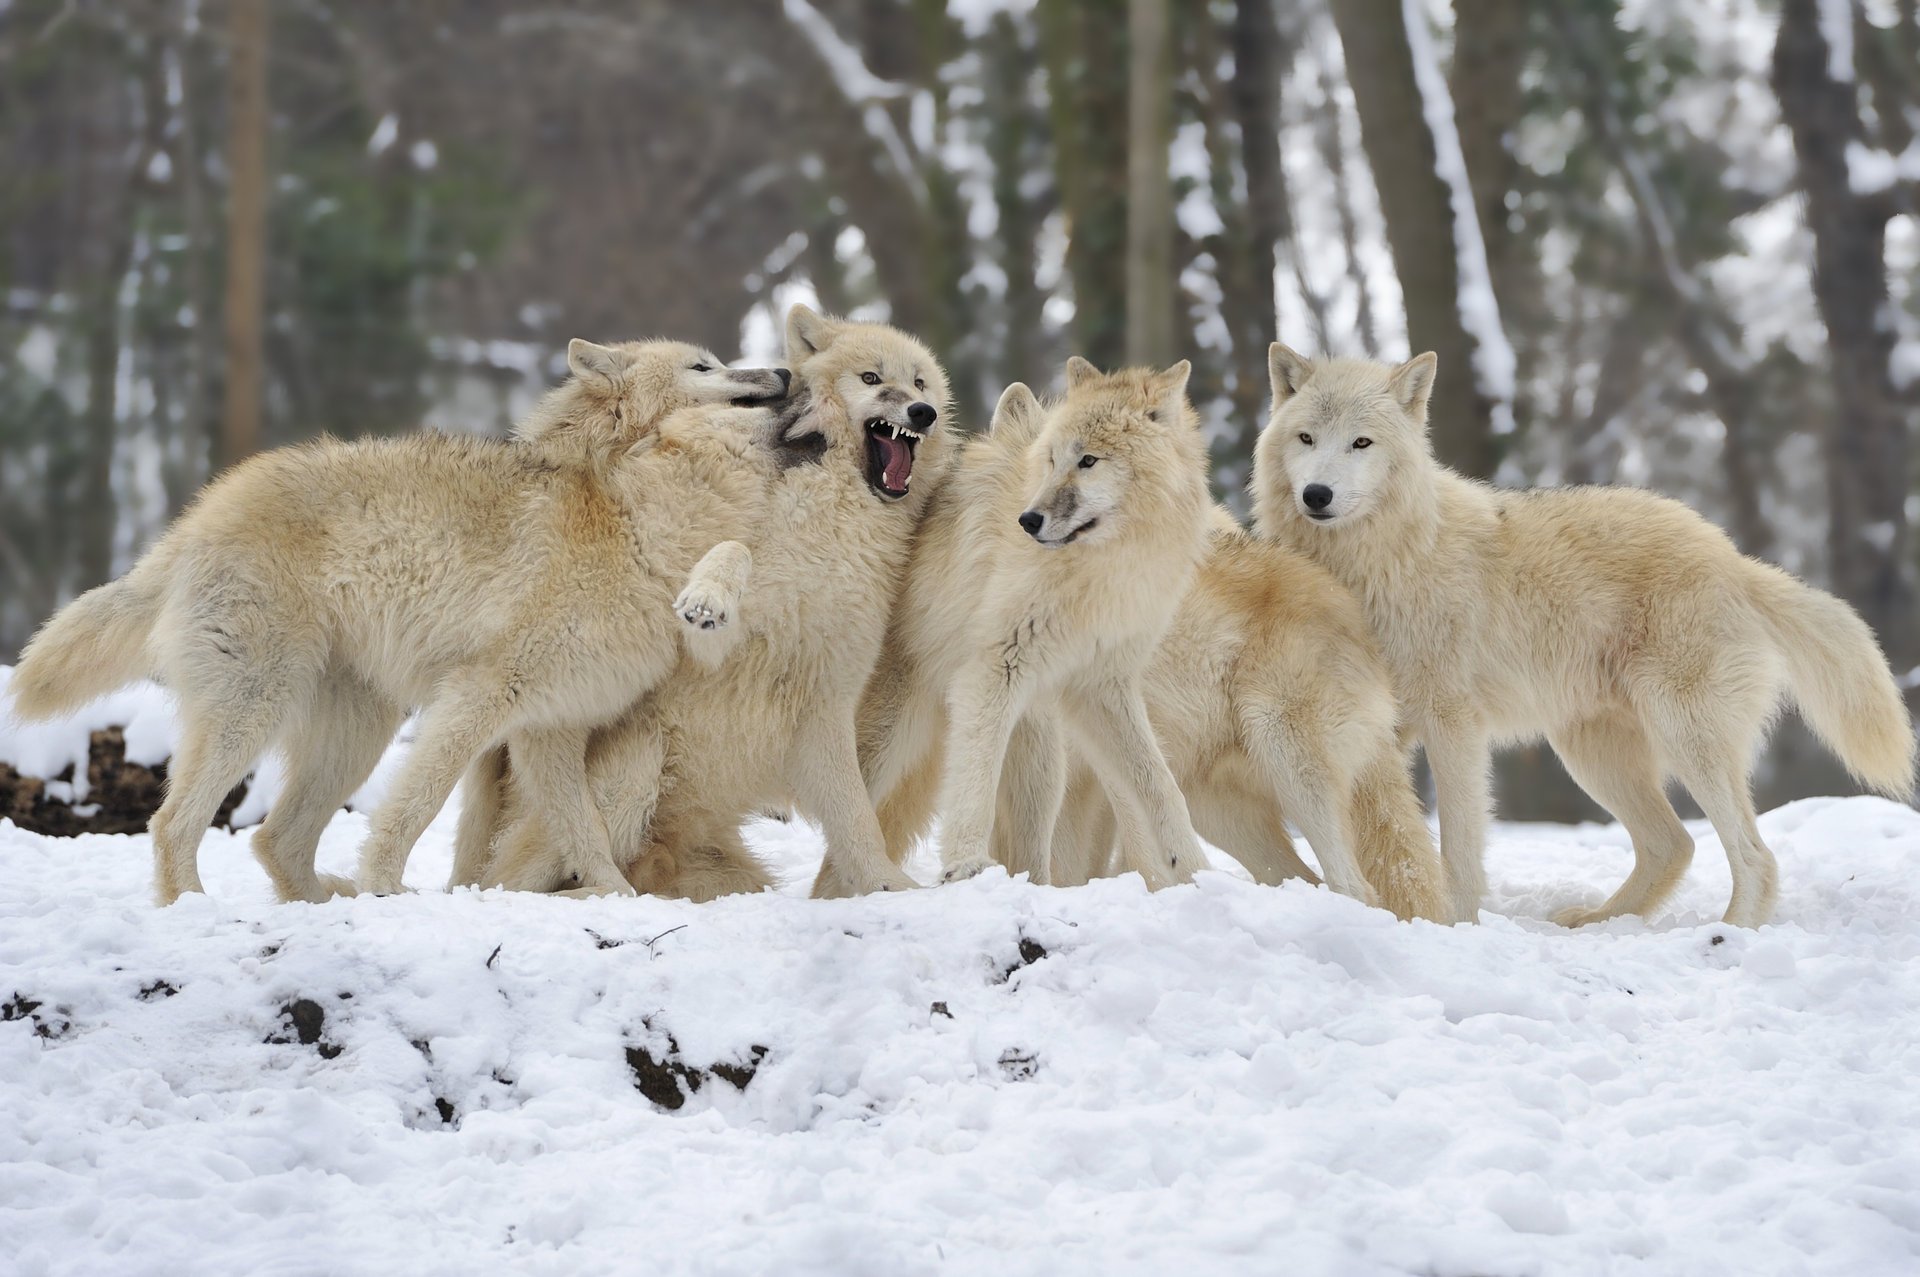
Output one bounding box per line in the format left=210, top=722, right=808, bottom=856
left=1253, top=345, right=1916, bottom=927
left=1046, top=511, right=1457, bottom=922
left=7, top=341, right=790, bottom=904
left=859, top=359, right=1213, bottom=888
left=458, top=306, right=955, bottom=900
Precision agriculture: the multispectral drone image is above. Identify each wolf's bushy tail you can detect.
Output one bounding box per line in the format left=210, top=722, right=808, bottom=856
left=8, top=558, right=166, bottom=721
left=1752, top=567, right=1916, bottom=799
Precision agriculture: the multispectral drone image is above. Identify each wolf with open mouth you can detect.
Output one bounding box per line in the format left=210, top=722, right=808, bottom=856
left=455, top=305, right=958, bottom=900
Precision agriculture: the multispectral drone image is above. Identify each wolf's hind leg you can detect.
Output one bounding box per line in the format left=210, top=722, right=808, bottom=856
left=487, top=727, right=632, bottom=896
left=252, top=675, right=400, bottom=902
left=675, top=541, right=753, bottom=668
left=354, top=671, right=518, bottom=894
left=1548, top=714, right=1695, bottom=927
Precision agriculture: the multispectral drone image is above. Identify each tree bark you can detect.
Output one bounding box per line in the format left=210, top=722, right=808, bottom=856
left=1773, top=0, right=1915, bottom=669
left=219, top=0, right=269, bottom=471
left=1448, top=0, right=1528, bottom=315
left=1040, top=0, right=1129, bottom=371
left=1329, top=0, right=1502, bottom=477
left=1125, top=0, right=1175, bottom=366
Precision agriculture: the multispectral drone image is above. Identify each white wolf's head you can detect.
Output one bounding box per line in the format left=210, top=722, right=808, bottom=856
left=1253, top=344, right=1437, bottom=531
left=779, top=305, right=953, bottom=504
left=516, top=339, right=789, bottom=462
left=1005, top=356, right=1203, bottom=550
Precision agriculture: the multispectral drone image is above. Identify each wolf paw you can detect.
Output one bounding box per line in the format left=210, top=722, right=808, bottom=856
left=1551, top=901, right=1611, bottom=929
left=675, top=590, right=731, bottom=632
left=313, top=873, right=358, bottom=901
left=939, top=856, right=997, bottom=885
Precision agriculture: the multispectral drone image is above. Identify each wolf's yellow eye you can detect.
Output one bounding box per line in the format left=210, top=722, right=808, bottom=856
left=1353, top=437, right=1372, bottom=449
left=1078, top=455, right=1098, bottom=469
left=861, top=372, right=881, bottom=386
left=1298, top=433, right=1314, bottom=446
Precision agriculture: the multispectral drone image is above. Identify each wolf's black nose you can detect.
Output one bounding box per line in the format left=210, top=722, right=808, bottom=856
left=1018, top=511, right=1044, bottom=536
left=1302, top=484, right=1333, bottom=511
left=776, top=368, right=792, bottom=391
left=908, top=401, right=937, bottom=429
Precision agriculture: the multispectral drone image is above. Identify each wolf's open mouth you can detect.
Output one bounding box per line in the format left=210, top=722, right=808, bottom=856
left=864, top=418, right=923, bottom=501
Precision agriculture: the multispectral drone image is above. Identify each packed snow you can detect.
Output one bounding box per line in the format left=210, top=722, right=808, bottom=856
left=4, top=680, right=1919, bottom=1274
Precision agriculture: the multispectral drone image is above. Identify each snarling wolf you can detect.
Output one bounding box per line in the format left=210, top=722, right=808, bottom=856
left=1047, top=510, right=1457, bottom=922
left=1254, top=345, right=1916, bottom=927
left=858, top=359, right=1214, bottom=889
left=8, top=340, right=791, bottom=904
left=457, top=306, right=955, bottom=900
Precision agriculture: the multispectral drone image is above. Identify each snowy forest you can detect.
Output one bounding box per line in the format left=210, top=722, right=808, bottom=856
left=1, top=0, right=1916, bottom=812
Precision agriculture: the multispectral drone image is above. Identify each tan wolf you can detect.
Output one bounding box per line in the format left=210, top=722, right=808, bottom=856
left=1253, top=345, right=1916, bottom=928
left=1046, top=512, right=1457, bottom=922
left=858, top=359, right=1213, bottom=889
left=458, top=306, right=955, bottom=900
left=7, top=341, right=790, bottom=904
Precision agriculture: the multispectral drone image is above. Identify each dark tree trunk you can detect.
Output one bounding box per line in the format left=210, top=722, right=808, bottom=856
left=220, top=0, right=269, bottom=471
left=1330, top=0, right=1502, bottom=477
left=1040, top=0, right=1129, bottom=372
left=1125, top=0, right=1175, bottom=366
left=1773, top=0, right=1916, bottom=670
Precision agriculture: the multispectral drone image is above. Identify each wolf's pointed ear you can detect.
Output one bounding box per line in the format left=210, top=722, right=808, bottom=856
left=1063, top=355, right=1100, bottom=390
left=567, top=339, right=628, bottom=390
left=1388, top=352, right=1438, bottom=419
left=785, top=304, right=840, bottom=363
left=990, top=381, right=1042, bottom=437
left=1268, top=343, right=1313, bottom=405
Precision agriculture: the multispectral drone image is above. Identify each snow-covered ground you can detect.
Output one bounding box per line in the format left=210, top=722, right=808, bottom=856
left=3, top=687, right=1918, bottom=1275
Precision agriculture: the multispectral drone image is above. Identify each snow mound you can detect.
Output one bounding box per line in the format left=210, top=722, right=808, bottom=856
left=3, top=792, right=1919, bottom=1274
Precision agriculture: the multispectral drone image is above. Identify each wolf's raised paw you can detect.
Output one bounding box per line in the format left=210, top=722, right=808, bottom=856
left=676, top=595, right=729, bottom=631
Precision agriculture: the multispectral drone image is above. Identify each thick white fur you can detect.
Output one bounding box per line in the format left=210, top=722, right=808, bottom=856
left=10, top=341, right=789, bottom=905
left=459, top=306, right=956, bottom=900
left=1252, top=346, right=1917, bottom=927
left=1048, top=511, right=1457, bottom=922
left=860, top=359, right=1213, bottom=889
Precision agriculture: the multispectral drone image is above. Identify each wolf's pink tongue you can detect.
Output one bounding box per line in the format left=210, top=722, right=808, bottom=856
left=879, top=434, right=913, bottom=490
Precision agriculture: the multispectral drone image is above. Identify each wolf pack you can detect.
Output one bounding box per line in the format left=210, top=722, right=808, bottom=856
left=11, top=306, right=1915, bottom=931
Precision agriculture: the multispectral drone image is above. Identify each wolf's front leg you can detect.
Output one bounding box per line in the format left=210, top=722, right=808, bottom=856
left=448, top=747, right=509, bottom=889
left=795, top=714, right=920, bottom=898
left=1420, top=713, right=1491, bottom=920
left=991, top=711, right=1066, bottom=883
left=931, top=665, right=1028, bottom=883
left=1062, top=677, right=1202, bottom=889
left=674, top=540, right=753, bottom=668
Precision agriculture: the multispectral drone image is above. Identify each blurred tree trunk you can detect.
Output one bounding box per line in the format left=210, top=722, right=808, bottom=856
left=220, top=0, right=269, bottom=471
left=986, top=13, right=1047, bottom=392
left=1125, top=0, right=1174, bottom=366
left=169, top=10, right=216, bottom=511
left=1215, top=0, right=1287, bottom=447
left=1329, top=0, right=1501, bottom=477
left=1040, top=0, right=1128, bottom=371
left=1773, top=0, right=1916, bottom=671
left=1448, top=0, right=1527, bottom=317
